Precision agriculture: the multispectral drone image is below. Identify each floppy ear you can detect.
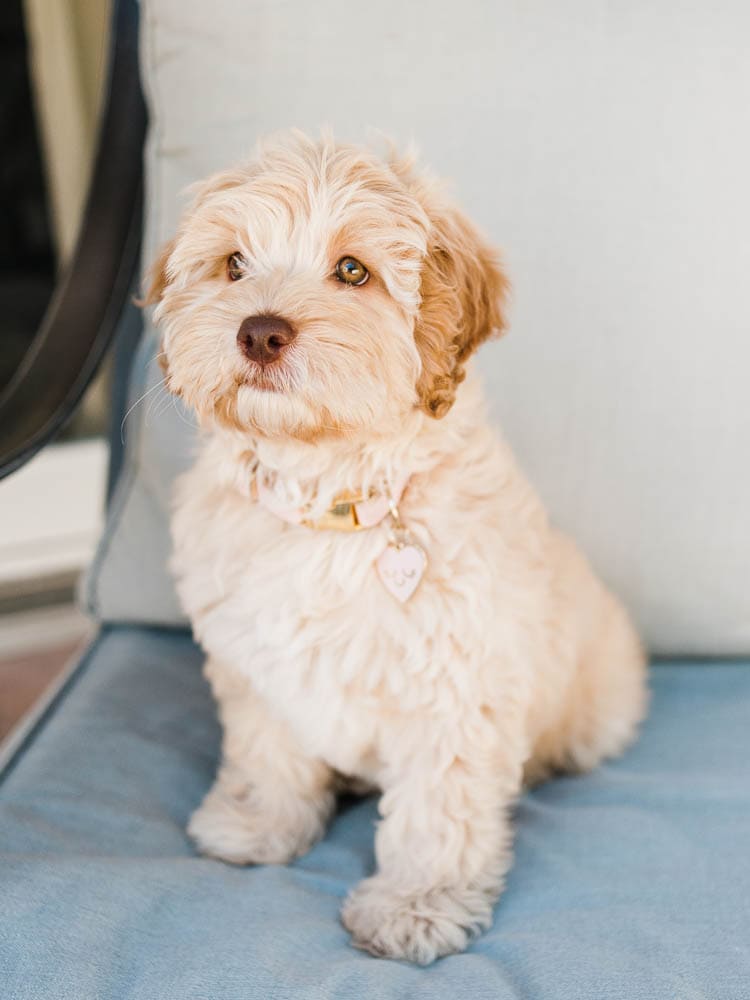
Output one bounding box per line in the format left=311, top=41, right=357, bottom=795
left=141, top=238, right=176, bottom=306
left=138, top=239, right=177, bottom=382
left=414, top=205, right=509, bottom=418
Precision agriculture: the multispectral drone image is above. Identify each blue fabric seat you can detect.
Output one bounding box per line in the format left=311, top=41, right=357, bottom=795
left=1, top=626, right=748, bottom=998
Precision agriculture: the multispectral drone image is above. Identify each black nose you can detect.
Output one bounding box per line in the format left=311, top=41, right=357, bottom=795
left=236, top=314, right=297, bottom=364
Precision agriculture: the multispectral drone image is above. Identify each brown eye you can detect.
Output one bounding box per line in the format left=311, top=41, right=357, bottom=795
left=335, top=256, right=369, bottom=286
left=227, top=252, right=248, bottom=281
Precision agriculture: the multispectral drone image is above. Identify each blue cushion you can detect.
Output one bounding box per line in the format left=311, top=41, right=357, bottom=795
left=1, top=627, right=748, bottom=998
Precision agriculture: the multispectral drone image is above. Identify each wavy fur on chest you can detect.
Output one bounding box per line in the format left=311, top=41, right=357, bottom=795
left=173, top=380, right=544, bottom=736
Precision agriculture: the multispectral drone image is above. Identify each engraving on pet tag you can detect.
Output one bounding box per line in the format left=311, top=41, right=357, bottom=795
left=376, top=537, right=426, bottom=603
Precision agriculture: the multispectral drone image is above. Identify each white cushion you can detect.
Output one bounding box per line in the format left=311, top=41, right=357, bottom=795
left=87, top=0, right=750, bottom=655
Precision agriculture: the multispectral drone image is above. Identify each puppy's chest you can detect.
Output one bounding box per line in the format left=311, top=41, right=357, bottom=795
left=177, top=503, right=454, bottom=770
left=175, top=491, right=488, bottom=722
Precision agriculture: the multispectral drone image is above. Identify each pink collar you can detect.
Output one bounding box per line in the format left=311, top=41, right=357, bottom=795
left=253, top=472, right=409, bottom=532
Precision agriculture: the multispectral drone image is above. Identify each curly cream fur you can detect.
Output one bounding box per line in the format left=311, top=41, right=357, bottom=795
left=149, top=131, right=647, bottom=965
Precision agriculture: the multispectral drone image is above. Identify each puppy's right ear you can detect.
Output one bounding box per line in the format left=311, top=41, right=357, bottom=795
left=141, top=239, right=176, bottom=306
left=138, top=239, right=177, bottom=383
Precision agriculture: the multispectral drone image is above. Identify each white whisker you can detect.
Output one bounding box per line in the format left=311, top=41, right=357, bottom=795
left=120, top=378, right=166, bottom=443
left=170, top=394, right=198, bottom=432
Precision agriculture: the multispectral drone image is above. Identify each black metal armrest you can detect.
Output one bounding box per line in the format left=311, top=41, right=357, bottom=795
left=0, top=0, right=146, bottom=481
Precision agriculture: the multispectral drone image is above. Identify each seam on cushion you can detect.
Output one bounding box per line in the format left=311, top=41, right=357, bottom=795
left=85, top=0, right=165, bottom=622
left=0, top=628, right=108, bottom=787
left=82, top=371, right=139, bottom=618
left=83, top=331, right=155, bottom=620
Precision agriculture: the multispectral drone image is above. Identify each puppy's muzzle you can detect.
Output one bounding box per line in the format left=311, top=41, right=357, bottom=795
left=237, top=314, right=297, bottom=365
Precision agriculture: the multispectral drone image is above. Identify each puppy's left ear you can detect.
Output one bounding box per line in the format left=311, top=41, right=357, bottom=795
left=414, top=203, right=509, bottom=419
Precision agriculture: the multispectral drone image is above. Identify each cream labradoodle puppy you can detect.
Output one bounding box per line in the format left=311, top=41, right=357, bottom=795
left=146, top=131, right=646, bottom=964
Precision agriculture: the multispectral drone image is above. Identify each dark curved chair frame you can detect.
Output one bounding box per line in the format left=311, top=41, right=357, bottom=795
left=0, top=0, right=146, bottom=484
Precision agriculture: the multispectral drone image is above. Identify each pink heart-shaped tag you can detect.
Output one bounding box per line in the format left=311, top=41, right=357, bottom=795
left=376, top=543, right=426, bottom=603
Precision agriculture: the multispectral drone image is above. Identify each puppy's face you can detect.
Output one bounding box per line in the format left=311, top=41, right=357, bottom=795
left=147, top=134, right=507, bottom=441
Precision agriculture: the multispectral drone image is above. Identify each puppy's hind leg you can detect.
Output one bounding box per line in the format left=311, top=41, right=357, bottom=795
left=188, top=658, right=335, bottom=865
left=563, top=593, right=647, bottom=773
left=526, top=590, right=647, bottom=784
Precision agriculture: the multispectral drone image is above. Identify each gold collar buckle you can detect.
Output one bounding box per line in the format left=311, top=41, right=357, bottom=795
left=302, top=490, right=370, bottom=532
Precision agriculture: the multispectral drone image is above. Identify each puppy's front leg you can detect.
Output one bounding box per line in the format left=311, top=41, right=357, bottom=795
left=188, top=658, right=335, bottom=865
left=342, top=707, right=524, bottom=964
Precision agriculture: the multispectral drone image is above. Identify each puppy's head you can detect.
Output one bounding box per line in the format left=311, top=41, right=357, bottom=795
left=146, top=132, right=508, bottom=440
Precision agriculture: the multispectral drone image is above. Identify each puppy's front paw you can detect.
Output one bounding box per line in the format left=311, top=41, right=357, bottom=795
left=341, top=876, right=494, bottom=965
left=188, top=780, right=331, bottom=865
